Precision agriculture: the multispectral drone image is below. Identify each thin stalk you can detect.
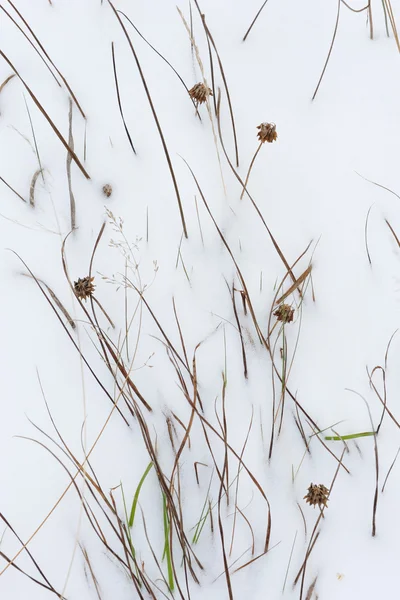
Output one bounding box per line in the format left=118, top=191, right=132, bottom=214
left=128, top=462, right=153, bottom=528
left=240, top=142, right=262, bottom=199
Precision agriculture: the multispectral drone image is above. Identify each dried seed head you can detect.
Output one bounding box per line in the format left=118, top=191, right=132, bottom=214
left=257, top=122, right=277, bottom=143
left=74, top=276, right=95, bottom=301
left=273, top=303, right=294, bottom=324
left=304, top=483, right=329, bottom=509
left=189, top=82, right=213, bottom=105
left=103, top=184, right=113, bottom=198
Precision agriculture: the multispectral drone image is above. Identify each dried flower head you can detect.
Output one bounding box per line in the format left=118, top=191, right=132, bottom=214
left=304, top=483, right=329, bottom=509
left=257, top=122, right=277, bottom=144
left=189, top=82, right=213, bottom=105
left=273, top=303, right=294, bottom=324
left=103, top=184, right=113, bottom=198
left=74, top=276, right=95, bottom=301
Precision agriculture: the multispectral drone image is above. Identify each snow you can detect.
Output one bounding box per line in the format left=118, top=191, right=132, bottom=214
left=1, top=0, right=400, bottom=598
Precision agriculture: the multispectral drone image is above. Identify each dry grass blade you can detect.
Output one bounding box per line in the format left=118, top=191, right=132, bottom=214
left=31, top=421, right=145, bottom=587
left=229, top=409, right=254, bottom=556
left=365, top=205, right=373, bottom=264
left=89, top=222, right=106, bottom=278
left=371, top=426, right=379, bottom=537
left=24, top=96, right=44, bottom=183
left=1, top=175, right=26, bottom=203
left=177, top=6, right=227, bottom=196
left=0, top=513, right=60, bottom=596
left=68, top=224, right=151, bottom=412
left=294, top=532, right=320, bottom=587
left=242, top=0, right=270, bottom=41
left=0, top=5, right=61, bottom=88
left=263, top=243, right=324, bottom=451
left=367, top=366, right=400, bottom=430
left=312, top=0, right=341, bottom=100
left=215, top=377, right=234, bottom=599
left=217, top=489, right=233, bottom=599
left=356, top=172, right=400, bottom=200
left=229, top=282, right=248, bottom=378
left=108, top=1, right=188, bottom=238
left=282, top=530, right=297, bottom=592
left=170, top=345, right=200, bottom=488
left=345, top=389, right=379, bottom=536
left=384, top=328, right=398, bottom=369
left=181, top=155, right=267, bottom=347
left=0, top=336, right=156, bottom=582
left=220, top=366, right=229, bottom=505
left=309, top=422, right=350, bottom=474
left=117, top=10, right=201, bottom=119
left=186, top=391, right=272, bottom=549
left=0, top=73, right=15, bottom=96
left=111, top=41, right=137, bottom=156
left=368, top=0, right=374, bottom=38
left=109, top=490, right=142, bottom=594
left=15, top=250, right=128, bottom=423
left=382, top=446, right=400, bottom=492
left=194, top=3, right=240, bottom=167
left=66, top=98, right=76, bottom=229
left=0, top=50, right=90, bottom=179
left=275, top=265, right=312, bottom=305
left=381, top=0, right=390, bottom=35
left=341, top=0, right=369, bottom=12
left=305, top=576, right=318, bottom=600
left=80, top=544, right=103, bottom=600
left=0, top=550, right=60, bottom=596
left=6, top=0, right=86, bottom=117
left=368, top=366, right=387, bottom=433
left=193, top=461, right=207, bottom=485
left=236, top=507, right=255, bottom=555
left=294, top=413, right=310, bottom=454
left=232, top=543, right=279, bottom=574
left=385, top=218, right=400, bottom=248
left=297, top=502, right=307, bottom=538
left=382, top=0, right=400, bottom=51
left=140, top=509, right=173, bottom=598
left=172, top=412, right=191, bottom=448
left=129, top=284, right=199, bottom=387
left=172, top=297, right=190, bottom=369
left=22, top=273, right=75, bottom=329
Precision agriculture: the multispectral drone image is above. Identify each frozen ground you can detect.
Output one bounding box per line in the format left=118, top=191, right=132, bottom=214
left=1, top=0, right=400, bottom=598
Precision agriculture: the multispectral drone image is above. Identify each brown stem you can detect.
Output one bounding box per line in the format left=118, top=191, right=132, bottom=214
left=240, top=142, right=262, bottom=200
left=312, top=0, right=341, bottom=101
left=368, top=0, right=374, bottom=39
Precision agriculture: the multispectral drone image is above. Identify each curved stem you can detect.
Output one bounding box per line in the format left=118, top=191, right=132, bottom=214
left=240, top=142, right=263, bottom=200
left=312, top=0, right=341, bottom=101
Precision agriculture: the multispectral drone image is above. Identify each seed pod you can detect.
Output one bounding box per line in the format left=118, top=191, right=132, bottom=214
left=189, top=82, right=213, bottom=105
left=103, top=184, right=113, bottom=198
left=74, top=276, right=95, bottom=301
left=257, top=122, right=277, bottom=144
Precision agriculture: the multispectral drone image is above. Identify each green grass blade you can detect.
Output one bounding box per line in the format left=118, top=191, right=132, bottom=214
left=325, top=431, right=376, bottom=441
left=162, top=493, right=174, bottom=591
left=192, top=470, right=214, bottom=544
left=128, top=461, right=153, bottom=528
left=121, top=483, right=135, bottom=556
left=121, top=483, right=140, bottom=580
left=192, top=499, right=210, bottom=544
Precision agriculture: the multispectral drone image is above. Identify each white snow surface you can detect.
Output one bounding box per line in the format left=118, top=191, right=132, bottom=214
left=1, top=0, right=400, bottom=598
